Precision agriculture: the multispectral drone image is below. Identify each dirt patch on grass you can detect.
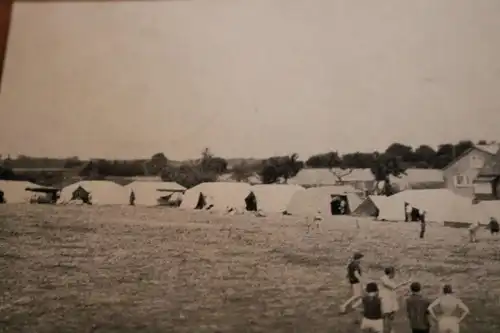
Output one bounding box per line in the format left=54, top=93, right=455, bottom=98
left=0, top=205, right=499, bottom=332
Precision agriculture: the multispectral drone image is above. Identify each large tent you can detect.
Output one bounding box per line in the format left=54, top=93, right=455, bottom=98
left=180, top=182, right=252, bottom=212
left=249, top=184, right=305, bottom=213
left=0, top=180, right=41, bottom=203
left=125, top=181, right=185, bottom=206
left=356, top=189, right=481, bottom=224
left=58, top=180, right=128, bottom=205
left=285, top=185, right=364, bottom=217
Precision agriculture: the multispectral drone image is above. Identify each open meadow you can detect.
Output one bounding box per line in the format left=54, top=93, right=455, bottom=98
left=1, top=205, right=500, bottom=333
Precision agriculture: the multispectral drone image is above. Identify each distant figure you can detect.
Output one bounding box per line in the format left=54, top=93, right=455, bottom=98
left=358, top=282, right=384, bottom=333
left=428, top=284, right=470, bottom=333
left=468, top=221, right=481, bottom=243
left=419, top=210, right=426, bottom=239
left=487, top=217, right=499, bottom=235
left=340, top=199, right=347, bottom=214
left=405, top=203, right=412, bottom=222
left=313, top=210, right=323, bottom=230
left=129, top=190, right=136, bottom=206
left=0, top=189, right=5, bottom=203
left=340, top=252, right=364, bottom=314
left=379, top=266, right=411, bottom=333
left=406, top=282, right=431, bottom=333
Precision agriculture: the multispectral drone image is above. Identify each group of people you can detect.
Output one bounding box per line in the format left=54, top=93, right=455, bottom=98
left=340, top=253, right=470, bottom=333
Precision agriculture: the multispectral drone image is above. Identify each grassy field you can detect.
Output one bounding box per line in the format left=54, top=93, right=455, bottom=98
left=1, top=205, right=499, bottom=333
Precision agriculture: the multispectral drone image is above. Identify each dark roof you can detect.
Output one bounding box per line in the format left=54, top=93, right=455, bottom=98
left=478, top=148, right=500, bottom=176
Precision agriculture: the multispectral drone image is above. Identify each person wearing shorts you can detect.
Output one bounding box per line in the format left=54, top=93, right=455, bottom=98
left=359, top=282, right=384, bottom=333
left=379, top=266, right=411, bottom=333
left=428, top=285, right=470, bottom=333
left=340, top=252, right=364, bottom=314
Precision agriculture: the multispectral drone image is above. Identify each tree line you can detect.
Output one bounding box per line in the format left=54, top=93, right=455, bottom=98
left=0, top=140, right=494, bottom=190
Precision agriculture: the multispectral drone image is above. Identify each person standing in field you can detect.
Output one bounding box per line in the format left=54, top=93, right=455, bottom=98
left=468, top=221, right=481, bottom=243
left=419, top=210, right=426, bottom=239
left=378, top=266, right=411, bottom=333
left=340, top=252, right=364, bottom=314
left=358, top=282, right=384, bottom=333
left=129, top=190, right=136, bottom=206
left=405, top=202, right=412, bottom=222
left=487, top=217, right=499, bottom=235
left=406, top=282, right=431, bottom=333
left=428, top=284, right=470, bottom=333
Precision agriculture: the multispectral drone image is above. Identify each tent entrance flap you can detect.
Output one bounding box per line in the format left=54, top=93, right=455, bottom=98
left=330, top=195, right=349, bottom=215
left=245, top=191, right=258, bottom=211
left=71, top=186, right=92, bottom=205
left=195, top=192, right=206, bottom=209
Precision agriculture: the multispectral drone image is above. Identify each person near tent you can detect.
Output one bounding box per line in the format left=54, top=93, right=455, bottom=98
left=406, top=282, right=432, bottom=333
left=379, top=266, right=411, bottom=333
left=487, top=217, right=499, bottom=235
left=427, top=284, right=470, bottom=333
left=129, top=190, right=136, bottom=206
left=405, top=202, right=412, bottom=222
left=468, top=221, right=481, bottom=243
left=0, top=189, right=5, bottom=203
left=340, top=199, right=347, bottom=214
left=419, top=210, right=426, bottom=239
left=340, top=252, right=364, bottom=314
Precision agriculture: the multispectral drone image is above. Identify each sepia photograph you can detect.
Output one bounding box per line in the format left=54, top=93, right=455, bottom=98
left=1, top=0, right=499, bottom=332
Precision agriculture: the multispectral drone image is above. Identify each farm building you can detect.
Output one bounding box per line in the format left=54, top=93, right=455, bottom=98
left=474, top=148, right=500, bottom=201
left=58, top=180, right=128, bottom=205
left=0, top=180, right=41, bottom=203
left=285, top=185, right=364, bottom=217
left=180, top=182, right=252, bottom=212
left=125, top=181, right=185, bottom=207
left=443, top=143, right=500, bottom=198
left=248, top=184, right=305, bottom=213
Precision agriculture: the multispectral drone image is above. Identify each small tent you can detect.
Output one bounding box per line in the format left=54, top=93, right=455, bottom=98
left=58, top=180, right=128, bottom=205
left=125, top=181, right=185, bottom=206
left=352, top=195, right=389, bottom=218
left=180, top=182, right=252, bottom=212
left=0, top=180, right=42, bottom=203
left=249, top=184, right=305, bottom=213
left=285, top=185, right=363, bottom=217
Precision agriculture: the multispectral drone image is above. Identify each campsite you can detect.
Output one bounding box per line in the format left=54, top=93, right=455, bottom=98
left=1, top=204, right=500, bottom=333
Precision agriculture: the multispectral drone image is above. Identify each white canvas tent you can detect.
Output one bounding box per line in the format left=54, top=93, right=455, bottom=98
left=249, top=184, right=305, bottom=213
left=0, top=180, right=42, bottom=203
left=58, top=180, right=129, bottom=205
left=380, top=189, right=479, bottom=224
left=285, top=185, right=363, bottom=217
left=125, top=181, right=185, bottom=206
left=180, top=182, right=252, bottom=212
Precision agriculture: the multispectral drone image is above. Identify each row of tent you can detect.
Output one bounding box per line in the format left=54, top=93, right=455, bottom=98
left=1, top=180, right=498, bottom=224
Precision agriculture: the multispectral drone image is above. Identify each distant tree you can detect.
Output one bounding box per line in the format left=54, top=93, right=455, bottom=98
left=454, top=140, right=474, bottom=157
left=341, top=152, right=377, bottom=169
left=306, top=151, right=342, bottom=168
left=231, top=162, right=258, bottom=182
left=147, top=152, right=168, bottom=175
left=477, top=140, right=488, bottom=145
left=370, top=153, right=407, bottom=196
left=259, top=153, right=304, bottom=184
left=414, top=145, right=436, bottom=168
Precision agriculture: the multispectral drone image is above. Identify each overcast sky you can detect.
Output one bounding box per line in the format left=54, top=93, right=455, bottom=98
left=0, top=0, right=499, bottom=160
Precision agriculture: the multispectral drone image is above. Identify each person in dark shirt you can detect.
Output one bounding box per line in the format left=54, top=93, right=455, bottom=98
left=488, top=217, right=499, bottom=235
left=419, top=210, right=426, bottom=239
left=358, top=282, right=384, bottom=333
left=406, top=282, right=431, bottom=333
left=340, top=252, right=364, bottom=314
